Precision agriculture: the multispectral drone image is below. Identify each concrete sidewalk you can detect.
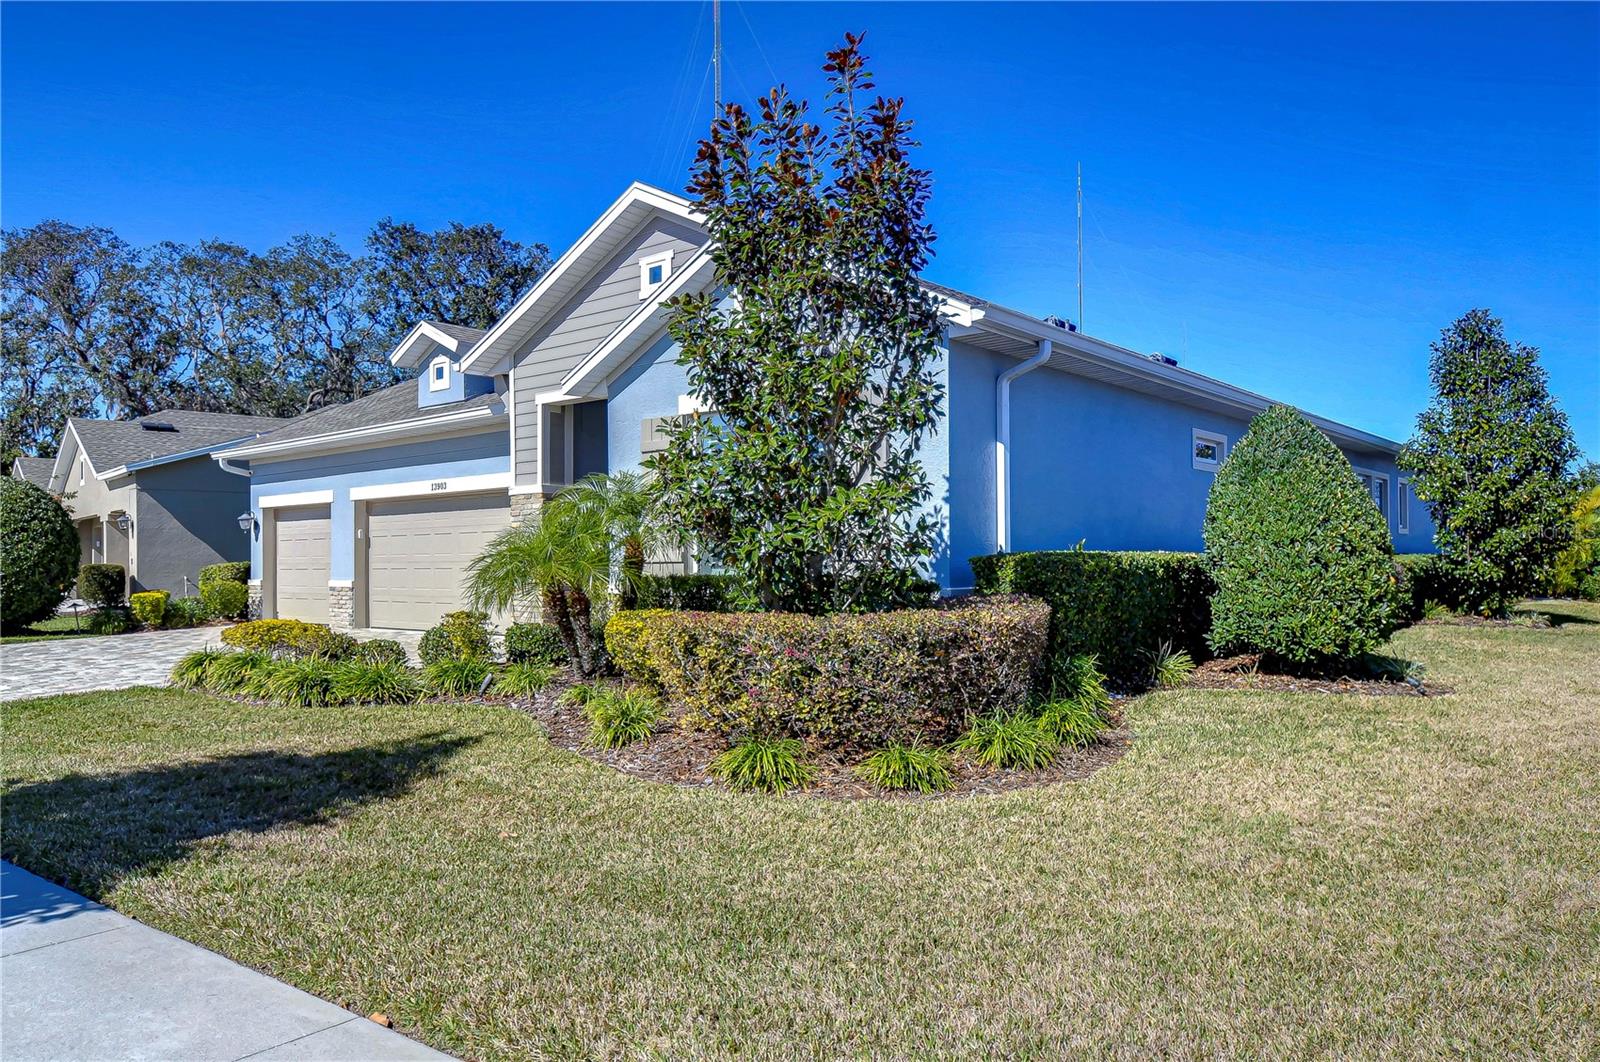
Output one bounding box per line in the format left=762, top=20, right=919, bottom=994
left=1, top=861, right=448, bottom=1061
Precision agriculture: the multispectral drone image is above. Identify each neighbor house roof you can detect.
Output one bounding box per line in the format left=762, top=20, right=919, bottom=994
left=212, top=381, right=504, bottom=461
left=9, top=456, right=54, bottom=488
left=60, top=409, right=289, bottom=483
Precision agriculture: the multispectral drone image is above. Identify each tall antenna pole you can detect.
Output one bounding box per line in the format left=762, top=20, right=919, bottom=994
left=1076, top=162, right=1084, bottom=332
left=712, top=0, right=722, bottom=116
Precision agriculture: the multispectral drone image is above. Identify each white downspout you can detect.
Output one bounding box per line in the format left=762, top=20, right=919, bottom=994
left=217, top=457, right=251, bottom=477
left=995, top=338, right=1052, bottom=553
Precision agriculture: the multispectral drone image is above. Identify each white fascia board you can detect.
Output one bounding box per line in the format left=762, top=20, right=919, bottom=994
left=561, top=248, right=715, bottom=397
left=259, top=489, right=334, bottom=509
left=213, top=405, right=503, bottom=461
left=972, top=304, right=1401, bottom=454
left=460, top=183, right=700, bottom=376
left=50, top=423, right=88, bottom=490
left=349, top=471, right=510, bottom=502
left=389, top=320, right=472, bottom=369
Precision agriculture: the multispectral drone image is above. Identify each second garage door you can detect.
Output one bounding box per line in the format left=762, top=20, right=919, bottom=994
left=365, top=492, right=511, bottom=629
left=274, top=505, right=331, bottom=623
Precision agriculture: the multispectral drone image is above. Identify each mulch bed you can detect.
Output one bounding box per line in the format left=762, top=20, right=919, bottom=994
left=1185, top=654, right=1451, bottom=696
left=507, top=680, right=1130, bottom=801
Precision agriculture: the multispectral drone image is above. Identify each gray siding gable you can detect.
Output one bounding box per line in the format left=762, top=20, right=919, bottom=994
left=512, top=216, right=705, bottom=484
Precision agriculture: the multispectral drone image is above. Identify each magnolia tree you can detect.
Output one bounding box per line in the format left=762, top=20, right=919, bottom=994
left=1400, top=310, right=1578, bottom=616
left=652, top=34, right=946, bottom=614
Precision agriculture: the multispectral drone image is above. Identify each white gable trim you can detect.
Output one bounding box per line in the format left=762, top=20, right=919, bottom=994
left=561, top=247, right=716, bottom=397
left=459, top=182, right=700, bottom=376
left=390, top=320, right=478, bottom=369
left=49, top=422, right=89, bottom=493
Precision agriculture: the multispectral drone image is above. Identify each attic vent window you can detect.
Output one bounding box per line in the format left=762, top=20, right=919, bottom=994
left=428, top=355, right=451, bottom=392
left=639, top=249, right=673, bottom=299
left=140, top=421, right=178, bottom=432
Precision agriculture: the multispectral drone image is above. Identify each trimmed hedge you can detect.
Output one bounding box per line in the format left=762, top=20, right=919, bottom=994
left=634, top=573, right=745, bottom=612
left=76, top=563, right=126, bottom=608
left=970, top=550, right=1211, bottom=689
left=504, top=622, right=568, bottom=666
left=0, top=477, right=80, bottom=626
left=130, top=590, right=169, bottom=628
left=200, top=579, right=248, bottom=620
left=605, top=595, right=1049, bottom=749
left=221, top=618, right=357, bottom=659
left=199, top=561, right=250, bottom=587
left=418, top=610, right=494, bottom=665
left=1204, top=405, right=1403, bottom=665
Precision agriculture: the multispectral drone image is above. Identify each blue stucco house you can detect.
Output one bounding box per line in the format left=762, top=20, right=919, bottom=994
left=214, top=182, right=1433, bottom=630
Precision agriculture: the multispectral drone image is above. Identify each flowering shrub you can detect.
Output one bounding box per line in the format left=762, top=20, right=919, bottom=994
left=605, top=595, right=1049, bottom=748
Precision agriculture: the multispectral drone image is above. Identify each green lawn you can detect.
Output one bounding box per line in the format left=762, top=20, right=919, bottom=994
left=4, top=604, right=1598, bottom=1059
left=0, top=611, right=99, bottom=643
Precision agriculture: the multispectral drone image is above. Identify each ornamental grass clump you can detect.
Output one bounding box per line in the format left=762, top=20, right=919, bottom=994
left=332, top=660, right=422, bottom=705
left=855, top=745, right=954, bottom=793
left=254, top=658, right=341, bottom=708
left=494, top=662, right=557, bottom=698
left=710, top=737, right=815, bottom=794
left=1204, top=405, right=1404, bottom=669
left=583, top=688, right=661, bottom=748
left=425, top=657, right=493, bottom=698
left=170, top=648, right=229, bottom=690
left=952, top=712, right=1059, bottom=771
left=1034, top=698, right=1107, bottom=749
left=1146, top=640, right=1196, bottom=689
left=204, top=650, right=272, bottom=694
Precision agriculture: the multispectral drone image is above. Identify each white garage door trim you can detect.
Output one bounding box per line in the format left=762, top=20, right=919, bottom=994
left=273, top=505, right=331, bottom=623
left=350, top=471, right=509, bottom=502
left=365, top=491, right=510, bottom=630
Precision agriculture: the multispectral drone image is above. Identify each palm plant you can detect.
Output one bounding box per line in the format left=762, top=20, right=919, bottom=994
left=464, top=498, right=611, bottom=675
left=562, top=470, right=676, bottom=608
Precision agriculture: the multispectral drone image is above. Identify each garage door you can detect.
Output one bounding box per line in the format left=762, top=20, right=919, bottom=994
left=274, top=505, right=330, bottom=623
left=366, top=492, right=510, bottom=629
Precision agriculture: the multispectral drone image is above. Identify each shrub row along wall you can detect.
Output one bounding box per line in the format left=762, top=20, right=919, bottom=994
left=970, top=550, right=1212, bottom=689
left=606, top=595, right=1049, bottom=749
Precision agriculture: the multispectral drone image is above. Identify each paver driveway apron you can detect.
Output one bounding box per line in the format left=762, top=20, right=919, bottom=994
left=0, top=627, right=224, bottom=701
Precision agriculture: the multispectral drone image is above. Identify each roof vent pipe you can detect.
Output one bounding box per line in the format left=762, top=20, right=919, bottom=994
left=995, top=338, right=1052, bottom=553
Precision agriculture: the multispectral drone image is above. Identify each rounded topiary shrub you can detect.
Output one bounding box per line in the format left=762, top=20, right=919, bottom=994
left=77, top=563, right=127, bottom=607
left=0, top=478, right=80, bottom=627
left=1203, top=405, right=1403, bottom=667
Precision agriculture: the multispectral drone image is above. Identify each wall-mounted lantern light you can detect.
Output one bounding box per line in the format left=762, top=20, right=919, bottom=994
left=237, top=511, right=255, bottom=534
left=114, top=512, right=132, bottom=533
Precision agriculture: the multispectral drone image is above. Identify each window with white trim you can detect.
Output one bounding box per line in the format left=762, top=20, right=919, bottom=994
left=1397, top=478, right=1412, bottom=534
left=428, top=355, right=451, bottom=392
left=639, top=249, right=673, bottom=299
left=1192, top=428, right=1227, bottom=472
left=1354, top=467, right=1390, bottom=519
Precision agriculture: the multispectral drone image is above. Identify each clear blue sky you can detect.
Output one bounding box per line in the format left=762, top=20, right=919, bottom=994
left=4, top=2, right=1596, bottom=457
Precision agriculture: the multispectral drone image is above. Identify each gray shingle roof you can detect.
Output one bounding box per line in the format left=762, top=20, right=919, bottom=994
left=71, top=409, right=289, bottom=471
left=9, top=456, right=54, bottom=487
left=228, top=381, right=501, bottom=450
left=426, top=321, right=488, bottom=348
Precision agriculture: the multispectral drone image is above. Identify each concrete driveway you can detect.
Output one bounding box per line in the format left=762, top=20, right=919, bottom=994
left=0, top=627, right=224, bottom=701
left=1, top=861, right=447, bottom=1061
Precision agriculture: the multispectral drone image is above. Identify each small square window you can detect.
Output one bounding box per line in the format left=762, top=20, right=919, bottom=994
left=639, top=249, right=673, bottom=298
left=1192, top=429, right=1227, bottom=471
left=427, top=355, right=451, bottom=392
left=434, top=363, right=446, bottom=381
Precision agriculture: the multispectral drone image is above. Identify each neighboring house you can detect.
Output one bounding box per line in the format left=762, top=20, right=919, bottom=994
left=8, top=457, right=55, bottom=489
left=216, top=182, right=1434, bottom=630
left=45, top=410, right=288, bottom=596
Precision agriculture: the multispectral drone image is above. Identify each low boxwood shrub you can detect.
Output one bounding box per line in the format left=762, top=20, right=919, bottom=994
left=582, top=687, right=661, bottom=748
left=710, top=737, right=814, bottom=793
left=76, top=563, right=126, bottom=608
left=970, top=549, right=1211, bottom=689
left=418, top=610, right=493, bottom=666
left=0, top=478, right=79, bottom=627
left=198, top=561, right=250, bottom=587
left=634, top=573, right=746, bottom=612
left=162, top=597, right=208, bottom=629
left=221, top=619, right=356, bottom=660
left=332, top=660, right=422, bottom=704
left=493, top=661, right=557, bottom=698
left=952, top=712, right=1060, bottom=770
left=352, top=638, right=409, bottom=666
left=424, top=657, right=493, bottom=697
left=200, top=579, right=248, bottom=621
left=855, top=744, right=954, bottom=793
left=503, top=622, right=568, bottom=666
left=604, top=595, right=1049, bottom=748
left=1204, top=405, right=1404, bottom=667
left=129, top=590, right=169, bottom=629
